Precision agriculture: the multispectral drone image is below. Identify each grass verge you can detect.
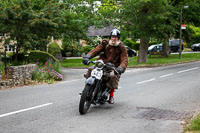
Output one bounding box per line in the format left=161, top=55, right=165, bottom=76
left=61, top=53, right=200, bottom=68
left=128, top=53, right=200, bottom=67
left=61, top=58, right=96, bottom=68
left=185, top=113, right=200, bottom=132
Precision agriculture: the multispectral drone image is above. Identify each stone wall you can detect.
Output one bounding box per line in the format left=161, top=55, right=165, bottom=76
left=0, top=64, right=37, bottom=89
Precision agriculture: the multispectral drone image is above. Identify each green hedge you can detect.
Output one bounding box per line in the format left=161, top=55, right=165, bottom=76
left=9, top=50, right=58, bottom=65
left=80, top=46, right=93, bottom=54
left=124, top=39, right=140, bottom=50
left=124, top=39, right=159, bottom=51
left=10, top=52, right=26, bottom=65
left=48, top=42, right=61, bottom=56
left=29, top=50, right=58, bottom=64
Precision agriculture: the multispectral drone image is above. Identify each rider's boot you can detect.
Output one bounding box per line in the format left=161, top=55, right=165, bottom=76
left=108, top=88, right=114, bottom=104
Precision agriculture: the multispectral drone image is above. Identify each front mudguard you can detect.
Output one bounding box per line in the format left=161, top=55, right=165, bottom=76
left=85, top=77, right=96, bottom=85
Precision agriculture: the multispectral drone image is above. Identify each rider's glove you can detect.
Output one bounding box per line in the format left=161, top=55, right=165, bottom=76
left=116, top=66, right=124, bottom=75
left=82, top=54, right=91, bottom=65
left=102, top=39, right=108, bottom=45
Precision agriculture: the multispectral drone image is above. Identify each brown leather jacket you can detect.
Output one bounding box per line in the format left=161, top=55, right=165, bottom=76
left=88, top=40, right=128, bottom=71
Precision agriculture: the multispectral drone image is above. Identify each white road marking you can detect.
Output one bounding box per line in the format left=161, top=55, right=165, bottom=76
left=136, top=78, right=156, bottom=85
left=125, top=68, right=152, bottom=73
left=0, top=103, right=53, bottom=118
left=177, top=67, right=199, bottom=74
left=59, top=78, right=84, bottom=84
left=160, top=73, right=174, bottom=78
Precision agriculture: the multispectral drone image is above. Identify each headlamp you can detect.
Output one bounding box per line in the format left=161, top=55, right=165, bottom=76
left=95, top=60, right=104, bottom=69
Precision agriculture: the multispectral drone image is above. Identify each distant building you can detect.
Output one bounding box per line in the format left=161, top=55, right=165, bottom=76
left=0, top=35, right=16, bottom=53
left=80, top=24, right=115, bottom=46
left=87, top=24, right=115, bottom=38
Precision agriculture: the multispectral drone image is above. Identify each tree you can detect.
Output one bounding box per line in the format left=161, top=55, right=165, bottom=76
left=0, top=0, right=66, bottom=54
left=119, top=0, right=174, bottom=63
left=170, top=0, right=200, bottom=27
left=0, top=0, right=98, bottom=58
left=183, top=25, right=200, bottom=47
left=96, top=0, right=121, bottom=26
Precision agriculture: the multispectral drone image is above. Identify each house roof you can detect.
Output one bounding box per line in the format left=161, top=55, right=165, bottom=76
left=87, top=25, right=115, bottom=37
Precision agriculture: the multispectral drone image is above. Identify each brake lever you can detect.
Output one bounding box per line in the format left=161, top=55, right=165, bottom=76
left=114, top=69, right=121, bottom=76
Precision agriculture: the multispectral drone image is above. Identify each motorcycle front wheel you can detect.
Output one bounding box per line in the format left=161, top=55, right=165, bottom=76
left=79, top=84, right=93, bottom=115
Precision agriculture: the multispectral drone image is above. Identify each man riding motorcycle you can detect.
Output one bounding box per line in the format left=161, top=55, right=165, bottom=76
left=82, top=29, right=128, bottom=104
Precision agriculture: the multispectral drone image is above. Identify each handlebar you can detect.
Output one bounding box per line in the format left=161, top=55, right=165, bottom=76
left=83, top=60, right=121, bottom=75
left=114, top=69, right=120, bottom=75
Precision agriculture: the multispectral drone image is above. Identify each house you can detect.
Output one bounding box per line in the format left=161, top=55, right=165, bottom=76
left=87, top=24, right=115, bottom=38
left=80, top=24, right=116, bottom=46
left=0, top=34, right=16, bottom=53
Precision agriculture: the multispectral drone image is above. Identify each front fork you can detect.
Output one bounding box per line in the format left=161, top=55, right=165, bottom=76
left=92, top=79, right=101, bottom=101
left=84, top=77, right=107, bottom=104
left=83, top=77, right=101, bottom=102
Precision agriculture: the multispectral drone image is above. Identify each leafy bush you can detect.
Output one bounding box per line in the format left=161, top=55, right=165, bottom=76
left=133, top=43, right=140, bottom=51
left=48, top=42, right=61, bottom=57
left=80, top=46, right=93, bottom=54
left=124, top=39, right=135, bottom=48
left=124, top=39, right=160, bottom=51
left=51, top=60, right=61, bottom=73
left=32, top=61, right=63, bottom=83
left=6, top=52, right=15, bottom=57
left=0, top=64, right=4, bottom=78
left=184, top=25, right=200, bottom=47
left=183, top=42, right=188, bottom=48
left=9, top=51, right=58, bottom=65
left=62, top=37, right=73, bottom=53
left=62, top=38, right=82, bottom=57
left=29, top=50, right=58, bottom=64
left=124, top=39, right=140, bottom=50
left=10, top=52, right=27, bottom=65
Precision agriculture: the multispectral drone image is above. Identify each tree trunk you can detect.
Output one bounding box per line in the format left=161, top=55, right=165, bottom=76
left=162, top=38, right=169, bottom=57
left=137, top=37, right=149, bottom=63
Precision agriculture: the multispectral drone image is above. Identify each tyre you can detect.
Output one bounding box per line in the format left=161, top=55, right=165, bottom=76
left=79, top=85, right=93, bottom=115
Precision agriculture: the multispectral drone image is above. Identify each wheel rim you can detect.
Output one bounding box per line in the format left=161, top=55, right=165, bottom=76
left=83, top=93, right=92, bottom=112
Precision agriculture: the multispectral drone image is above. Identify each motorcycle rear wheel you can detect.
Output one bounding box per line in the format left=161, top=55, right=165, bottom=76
left=79, top=85, right=93, bottom=115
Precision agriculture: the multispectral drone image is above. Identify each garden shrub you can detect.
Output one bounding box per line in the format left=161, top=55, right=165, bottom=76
left=32, top=61, right=63, bottom=83
left=6, top=52, right=15, bottom=57
left=124, top=39, right=135, bottom=49
left=80, top=46, right=93, bottom=54
left=48, top=42, right=61, bottom=57
left=183, top=42, right=188, bottom=48
left=124, top=38, right=140, bottom=51
left=10, top=52, right=27, bottom=65
left=0, top=63, right=4, bottom=78
left=133, top=43, right=140, bottom=51
left=184, top=25, right=200, bottom=47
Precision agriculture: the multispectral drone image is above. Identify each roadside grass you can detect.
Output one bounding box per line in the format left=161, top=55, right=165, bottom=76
left=185, top=114, right=200, bottom=132
left=61, top=58, right=96, bottom=68
left=128, top=53, right=200, bottom=67
left=183, top=48, right=193, bottom=52
left=61, top=53, right=200, bottom=68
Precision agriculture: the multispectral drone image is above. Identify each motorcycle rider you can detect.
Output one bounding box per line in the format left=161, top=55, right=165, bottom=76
left=82, top=29, right=128, bottom=104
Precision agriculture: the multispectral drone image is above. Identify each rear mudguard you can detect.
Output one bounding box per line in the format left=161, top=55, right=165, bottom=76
left=85, top=77, right=96, bottom=85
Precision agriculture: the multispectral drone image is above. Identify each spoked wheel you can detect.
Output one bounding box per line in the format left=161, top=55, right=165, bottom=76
left=79, top=85, right=93, bottom=115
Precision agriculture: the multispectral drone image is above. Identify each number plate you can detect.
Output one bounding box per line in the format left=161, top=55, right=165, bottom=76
left=91, top=69, right=103, bottom=80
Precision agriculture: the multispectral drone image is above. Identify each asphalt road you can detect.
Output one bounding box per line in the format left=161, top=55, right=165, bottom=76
left=1, top=61, right=200, bottom=133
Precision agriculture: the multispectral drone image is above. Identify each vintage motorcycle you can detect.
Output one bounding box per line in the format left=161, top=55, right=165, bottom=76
left=79, top=60, right=119, bottom=115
